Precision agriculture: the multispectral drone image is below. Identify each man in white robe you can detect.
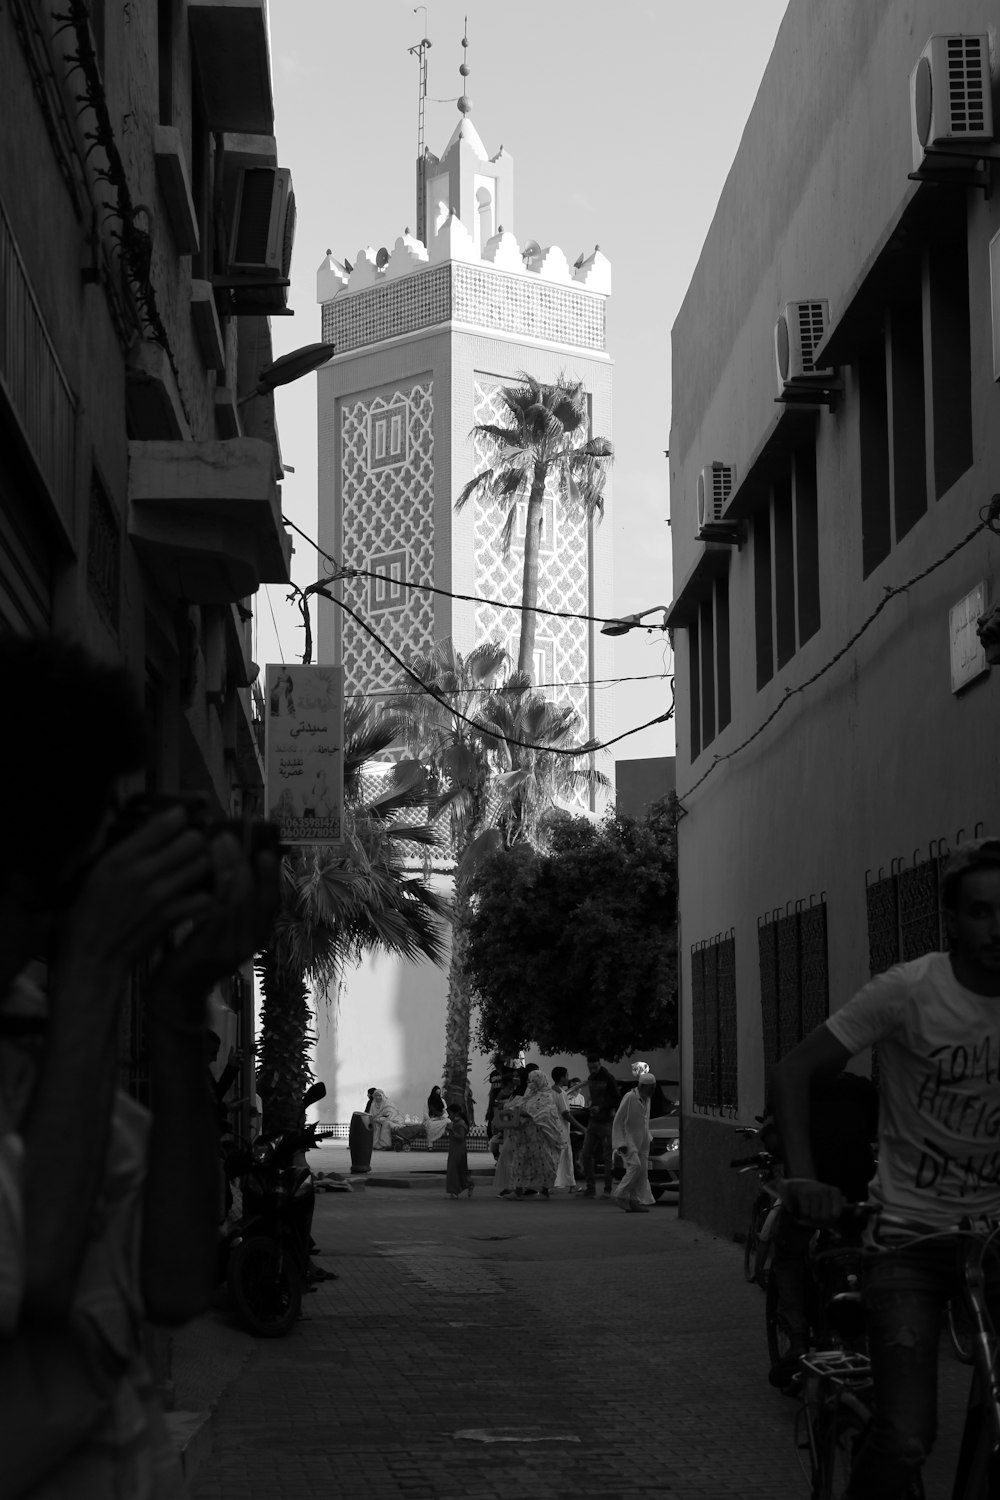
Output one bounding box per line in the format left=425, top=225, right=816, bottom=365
left=611, top=1073, right=657, bottom=1213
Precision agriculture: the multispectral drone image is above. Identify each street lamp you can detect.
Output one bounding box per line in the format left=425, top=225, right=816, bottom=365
left=600, top=605, right=670, bottom=637
left=237, top=341, right=334, bottom=408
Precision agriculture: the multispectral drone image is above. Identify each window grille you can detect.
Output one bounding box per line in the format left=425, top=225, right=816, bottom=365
left=758, top=901, right=829, bottom=1070
left=691, top=933, right=737, bottom=1113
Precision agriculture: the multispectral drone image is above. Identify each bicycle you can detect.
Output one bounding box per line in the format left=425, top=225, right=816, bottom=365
left=732, top=1128, right=780, bottom=1287
left=788, top=1203, right=1000, bottom=1500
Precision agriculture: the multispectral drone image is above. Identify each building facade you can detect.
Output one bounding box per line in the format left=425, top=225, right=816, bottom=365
left=1, top=0, right=293, bottom=1100
left=310, top=96, right=616, bottom=1124
left=668, top=1, right=1000, bottom=1238
left=315, top=105, right=614, bottom=745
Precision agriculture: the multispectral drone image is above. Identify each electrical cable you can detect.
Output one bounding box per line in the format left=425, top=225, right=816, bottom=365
left=281, top=514, right=665, bottom=632
left=263, top=586, right=287, bottom=666
left=680, top=518, right=988, bottom=802
left=338, top=670, right=672, bottom=699
left=311, top=585, right=674, bottom=758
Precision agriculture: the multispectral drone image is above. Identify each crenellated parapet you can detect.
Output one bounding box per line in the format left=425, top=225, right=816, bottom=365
left=316, top=221, right=612, bottom=355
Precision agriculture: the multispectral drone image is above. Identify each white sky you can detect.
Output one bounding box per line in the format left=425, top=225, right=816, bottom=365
left=259, top=0, right=789, bottom=769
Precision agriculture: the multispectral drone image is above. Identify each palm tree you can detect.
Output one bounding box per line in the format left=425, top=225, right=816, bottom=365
left=255, top=698, right=449, bottom=1134
left=474, top=671, right=611, bottom=849
left=456, top=373, right=613, bottom=680
left=387, top=639, right=508, bottom=1112
left=389, top=640, right=608, bottom=1106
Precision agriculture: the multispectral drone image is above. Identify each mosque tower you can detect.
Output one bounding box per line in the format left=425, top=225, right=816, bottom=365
left=315, top=34, right=614, bottom=766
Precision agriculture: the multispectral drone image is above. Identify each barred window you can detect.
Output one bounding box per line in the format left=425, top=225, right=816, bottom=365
left=758, top=902, right=829, bottom=1071
left=691, top=933, right=737, bottom=1113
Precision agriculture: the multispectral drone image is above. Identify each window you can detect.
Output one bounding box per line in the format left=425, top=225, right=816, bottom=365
left=368, top=401, right=409, bottom=471
left=865, top=851, right=950, bottom=976
left=368, top=549, right=409, bottom=613
left=754, top=435, right=822, bottom=689
left=688, top=617, right=701, bottom=762
left=888, top=264, right=927, bottom=542
left=859, top=329, right=891, bottom=578
left=758, top=902, right=829, bottom=1070
left=753, top=510, right=773, bottom=689
left=157, top=0, right=174, bottom=124
left=687, top=571, right=730, bottom=760
left=531, top=636, right=555, bottom=686
left=927, top=224, right=972, bottom=500
left=691, top=934, right=737, bottom=1113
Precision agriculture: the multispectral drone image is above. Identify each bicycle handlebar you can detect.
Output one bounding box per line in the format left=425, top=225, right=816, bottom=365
left=730, top=1154, right=772, bottom=1169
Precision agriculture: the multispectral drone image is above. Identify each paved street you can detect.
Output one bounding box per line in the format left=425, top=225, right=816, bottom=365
left=190, top=1171, right=971, bottom=1500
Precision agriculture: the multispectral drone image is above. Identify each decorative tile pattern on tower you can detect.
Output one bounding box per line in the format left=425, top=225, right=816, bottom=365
left=470, top=378, right=590, bottom=801
left=321, top=264, right=606, bottom=354
left=339, top=381, right=435, bottom=693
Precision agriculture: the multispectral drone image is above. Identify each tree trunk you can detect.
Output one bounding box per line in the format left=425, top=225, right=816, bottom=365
left=255, top=946, right=314, bottom=1135
left=517, top=470, right=547, bottom=680
left=442, top=888, right=472, bottom=1109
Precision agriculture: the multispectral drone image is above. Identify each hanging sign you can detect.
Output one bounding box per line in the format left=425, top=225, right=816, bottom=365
left=949, top=583, right=989, bottom=695
left=264, top=664, right=344, bottom=846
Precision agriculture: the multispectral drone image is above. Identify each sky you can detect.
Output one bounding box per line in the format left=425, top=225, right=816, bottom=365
left=258, top=0, right=790, bottom=772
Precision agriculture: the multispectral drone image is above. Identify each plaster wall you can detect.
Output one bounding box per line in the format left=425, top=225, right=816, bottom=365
left=668, top=0, right=1000, bottom=1239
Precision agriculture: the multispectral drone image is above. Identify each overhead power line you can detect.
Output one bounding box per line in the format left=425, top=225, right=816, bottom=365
left=281, top=515, right=666, bottom=632
left=307, top=584, right=674, bottom=758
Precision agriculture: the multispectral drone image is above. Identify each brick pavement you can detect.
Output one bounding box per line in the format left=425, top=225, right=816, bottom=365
left=190, top=1185, right=973, bottom=1500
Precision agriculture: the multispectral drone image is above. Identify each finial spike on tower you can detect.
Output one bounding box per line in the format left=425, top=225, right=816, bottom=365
left=457, top=18, right=471, bottom=114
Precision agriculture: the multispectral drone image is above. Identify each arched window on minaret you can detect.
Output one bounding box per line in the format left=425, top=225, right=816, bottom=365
left=428, top=172, right=450, bottom=235
left=474, top=181, right=494, bottom=252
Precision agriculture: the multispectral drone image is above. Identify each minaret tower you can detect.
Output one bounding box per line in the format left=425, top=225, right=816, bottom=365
left=315, top=31, right=613, bottom=758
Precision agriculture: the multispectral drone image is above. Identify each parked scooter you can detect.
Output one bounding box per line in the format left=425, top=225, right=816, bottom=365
left=222, top=1080, right=326, bottom=1336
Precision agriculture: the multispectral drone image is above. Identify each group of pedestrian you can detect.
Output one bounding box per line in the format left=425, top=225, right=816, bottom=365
left=472, top=1056, right=660, bottom=1209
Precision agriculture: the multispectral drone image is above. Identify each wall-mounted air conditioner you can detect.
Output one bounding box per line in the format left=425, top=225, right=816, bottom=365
left=774, top=300, right=834, bottom=395
left=910, top=34, right=994, bottom=174
left=696, top=463, right=736, bottom=532
left=228, top=166, right=295, bottom=280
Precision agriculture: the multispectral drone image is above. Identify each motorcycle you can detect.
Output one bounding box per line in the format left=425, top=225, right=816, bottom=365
left=222, top=1080, right=326, bottom=1337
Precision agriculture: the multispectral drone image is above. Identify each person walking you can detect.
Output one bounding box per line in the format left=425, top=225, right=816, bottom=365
left=507, top=1072, right=563, bottom=1198
left=580, top=1055, right=619, bottom=1197
left=551, top=1067, right=581, bottom=1192
left=611, top=1071, right=657, bottom=1212
left=772, top=838, right=1000, bottom=1499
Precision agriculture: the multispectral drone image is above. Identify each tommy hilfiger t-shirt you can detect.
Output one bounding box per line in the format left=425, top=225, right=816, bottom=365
left=826, top=951, right=1000, bottom=1227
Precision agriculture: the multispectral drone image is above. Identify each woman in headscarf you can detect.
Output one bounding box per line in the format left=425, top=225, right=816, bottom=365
left=426, top=1085, right=447, bottom=1119
left=611, top=1071, right=657, bottom=1212
left=507, top=1071, right=563, bottom=1198
left=424, top=1084, right=449, bottom=1145
left=368, top=1088, right=405, bottom=1149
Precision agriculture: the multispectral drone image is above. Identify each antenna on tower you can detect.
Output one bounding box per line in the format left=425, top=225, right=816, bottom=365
left=408, top=10, right=432, bottom=244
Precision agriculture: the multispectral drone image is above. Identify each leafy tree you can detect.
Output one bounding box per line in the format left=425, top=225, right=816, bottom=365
left=456, top=373, right=613, bottom=680
left=465, top=798, right=679, bottom=1061
left=390, top=639, right=609, bottom=1105
left=255, top=699, right=449, bottom=1133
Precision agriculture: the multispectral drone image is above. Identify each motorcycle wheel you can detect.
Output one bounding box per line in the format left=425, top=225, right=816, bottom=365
left=227, top=1235, right=303, bottom=1337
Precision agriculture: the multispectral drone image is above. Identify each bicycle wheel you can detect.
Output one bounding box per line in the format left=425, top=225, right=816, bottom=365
left=947, top=1296, right=976, bottom=1365
left=766, top=1270, right=795, bottom=1368
left=744, top=1197, right=764, bottom=1283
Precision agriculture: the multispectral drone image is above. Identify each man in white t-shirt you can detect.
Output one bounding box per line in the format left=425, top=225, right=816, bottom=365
left=772, top=838, right=1000, bottom=1499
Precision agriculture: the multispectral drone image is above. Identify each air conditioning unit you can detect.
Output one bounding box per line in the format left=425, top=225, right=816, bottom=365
left=774, top=300, right=834, bottom=395
left=910, top=34, right=994, bottom=173
left=228, top=166, right=295, bottom=280
left=697, top=463, right=736, bottom=531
